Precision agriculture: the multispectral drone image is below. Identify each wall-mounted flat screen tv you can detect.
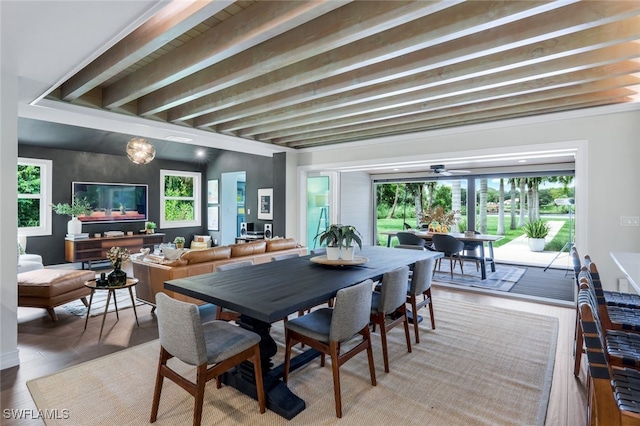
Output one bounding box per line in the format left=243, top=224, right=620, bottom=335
left=72, top=182, right=148, bottom=223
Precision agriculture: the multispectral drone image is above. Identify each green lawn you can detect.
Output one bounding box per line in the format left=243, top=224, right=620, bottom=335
left=376, top=216, right=571, bottom=251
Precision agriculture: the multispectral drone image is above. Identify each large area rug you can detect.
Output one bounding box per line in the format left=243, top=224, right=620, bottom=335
left=433, top=265, right=526, bottom=292
left=27, top=298, right=557, bottom=425
left=61, top=287, right=143, bottom=317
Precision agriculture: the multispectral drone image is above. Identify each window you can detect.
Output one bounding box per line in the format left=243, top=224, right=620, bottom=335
left=160, top=169, right=201, bottom=228
left=18, top=157, right=52, bottom=236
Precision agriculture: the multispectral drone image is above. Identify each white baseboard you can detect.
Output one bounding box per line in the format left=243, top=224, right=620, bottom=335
left=0, top=349, right=20, bottom=370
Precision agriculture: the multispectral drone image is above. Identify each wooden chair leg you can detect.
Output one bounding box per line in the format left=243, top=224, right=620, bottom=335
left=377, top=313, right=390, bottom=373
left=329, top=341, right=342, bottom=418
left=252, top=345, right=266, bottom=414
left=410, top=296, right=420, bottom=343
left=193, top=364, right=207, bottom=426
left=150, top=347, right=170, bottom=423
left=574, top=320, right=584, bottom=377
left=283, top=332, right=293, bottom=383
left=401, top=306, right=412, bottom=354
left=426, top=289, right=435, bottom=329
left=363, top=326, right=377, bottom=386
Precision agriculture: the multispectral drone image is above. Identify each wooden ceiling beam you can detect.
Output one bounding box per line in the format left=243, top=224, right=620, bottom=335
left=200, top=2, right=640, bottom=130
left=60, top=0, right=232, bottom=101
left=227, top=42, right=640, bottom=136
left=138, top=0, right=461, bottom=117
left=101, top=0, right=345, bottom=109
left=276, top=81, right=640, bottom=148
left=282, top=89, right=636, bottom=148
left=182, top=0, right=571, bottom=126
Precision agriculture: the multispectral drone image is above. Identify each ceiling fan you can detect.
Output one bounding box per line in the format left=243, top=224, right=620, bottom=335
left=428, top=164, right=471, bottom=176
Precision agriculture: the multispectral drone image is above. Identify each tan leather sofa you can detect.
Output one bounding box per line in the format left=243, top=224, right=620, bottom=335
left=132, top=238, right=307, bottom=307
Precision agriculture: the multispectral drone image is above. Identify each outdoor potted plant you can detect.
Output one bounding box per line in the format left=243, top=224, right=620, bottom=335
left=145, top=221, right=156, bottom=234
left=52, top=196, right=92, bottom=235
left=315, top=224, right=362, bottom=260
left=522, top=219, right=550, bottom=252
left=173, top=236, right=185, bottom=249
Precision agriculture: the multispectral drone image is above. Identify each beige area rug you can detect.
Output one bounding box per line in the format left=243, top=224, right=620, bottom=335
left=61, top=287, right=143, bottom=317
left=27, top=299, right=557, bottom=426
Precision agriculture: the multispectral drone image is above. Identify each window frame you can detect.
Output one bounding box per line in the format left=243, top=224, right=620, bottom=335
left=18, top=157, right=52, bottom=237
left=159, top=169, right=201, bottom=229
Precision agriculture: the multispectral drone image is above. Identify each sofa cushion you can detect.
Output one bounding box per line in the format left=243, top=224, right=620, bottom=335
left=266, top=238, right=299, bottom=252
left=230, top=240, right=266, bottom=257
left=182, top=246, right=231, bottom=265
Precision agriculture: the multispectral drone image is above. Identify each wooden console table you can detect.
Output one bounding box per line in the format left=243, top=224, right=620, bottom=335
left=65, top=233, right=165, bottom=269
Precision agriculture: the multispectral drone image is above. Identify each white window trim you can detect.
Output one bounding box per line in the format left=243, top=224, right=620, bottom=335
left=160, top=169, right=201, bottom=229
left=18, top=157, right=52, bottom=237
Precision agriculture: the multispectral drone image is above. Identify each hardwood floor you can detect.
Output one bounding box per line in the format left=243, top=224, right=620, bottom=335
left=1, top=286, right=586, bottom=425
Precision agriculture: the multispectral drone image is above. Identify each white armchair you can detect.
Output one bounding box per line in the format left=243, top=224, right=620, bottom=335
left=18, top=235, right=43, bottom=274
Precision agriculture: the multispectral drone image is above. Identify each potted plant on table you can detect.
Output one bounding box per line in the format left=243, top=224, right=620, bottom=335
left=173, top=236, right=185, bottom=249
left=106, top=246, right=130, bottom=286
left=315, top=224, right=363, bottom=260
left=145, top=221, right=156, bottom=234
left=52, top=196, right=92, bottom=235
left=522, top=219, right=551, bottom=252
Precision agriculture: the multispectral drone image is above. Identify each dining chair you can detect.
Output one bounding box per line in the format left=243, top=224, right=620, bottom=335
left=151, top=293, right=265, bottom=426
left=215, top=260, right=254, bottom=321
left=396, top=232, right=426, bottom=247
left=370, top=266, right=412, bottom=373
left=406, top=257, right=436, bottom=344
left=431, top=234, right=465, bottom=278
left=283, top=279, right=376, bottom=418
left=584, top=255, right=640, bottom=309
left=461, top=231, right=482, bottom=271
left=271, top=253, right=301, bottom=262
left=577, top=290, right=640, bottom=424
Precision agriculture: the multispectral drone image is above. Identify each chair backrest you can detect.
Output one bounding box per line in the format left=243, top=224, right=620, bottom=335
left=409, top=257, right=435, bottom=295
left=377, top=266, right=410, bottom=315
left=156, top=293, right=207, bottom=366
left=330, top=279, right=373, bottom=343
left=395, top=244, right=426, bottom=251
left=271, top=253, right=300, bottom=262
left=396, top=232, right=426, bottom=247
left=578, top=265, right=612, bottom=328
left=432, top=234, right=464, bottom=254
left=216, top=260, right=254, bottom=272
left=570, top=246, right=581, bottom=280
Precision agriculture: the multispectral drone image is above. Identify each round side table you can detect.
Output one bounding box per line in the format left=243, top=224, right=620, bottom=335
left=84, top=277, right=140, bottom=339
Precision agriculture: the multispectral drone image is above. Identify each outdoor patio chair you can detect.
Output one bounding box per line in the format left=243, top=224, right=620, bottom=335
left=432, top=234, right=465, bottom=278
left=151, top=293, right=265, bottom=426
left=371, top=266, right=412, bottom=373
left=406, top=257, right=436, bottom=344
left=283, top=279, right=376, bottom=418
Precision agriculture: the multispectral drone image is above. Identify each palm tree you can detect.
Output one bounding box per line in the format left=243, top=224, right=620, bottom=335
left=426, top=181, right=437, bottom=209
left=497, top=178, right=505, bottom=235
left=479, top=178, right=488, bottom=234
left=508, top=178, right=517, bottom=230
left=387, top=184, right=400, bottom=219
left=518, top=178, right=526, bottom=227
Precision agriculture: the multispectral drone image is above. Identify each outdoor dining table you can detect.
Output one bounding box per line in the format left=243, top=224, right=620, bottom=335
left=610, top=251, right=640, bottom=293
left=382, top=230, right=502, bottom=279
left=165, top=245, right=442, bottom=420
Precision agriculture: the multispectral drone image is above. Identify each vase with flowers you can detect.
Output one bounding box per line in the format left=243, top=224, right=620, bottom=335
left=106, top=246, right=130, bottom=286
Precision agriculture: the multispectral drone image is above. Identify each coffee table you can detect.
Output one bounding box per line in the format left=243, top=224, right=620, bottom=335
left=84, top=277, right=139, bottom=339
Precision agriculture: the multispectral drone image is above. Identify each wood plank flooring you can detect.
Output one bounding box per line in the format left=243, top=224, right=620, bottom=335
left=1, top=285, right=586, bottom=425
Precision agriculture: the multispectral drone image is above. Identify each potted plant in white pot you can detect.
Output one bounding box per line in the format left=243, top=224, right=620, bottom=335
left=315, top=224, right=362, bottom=260
left=522, top=219, right=551, bottom=252
left=173, top=236, right=185, bottom=249
left=52, top=196, right=92, bottom=235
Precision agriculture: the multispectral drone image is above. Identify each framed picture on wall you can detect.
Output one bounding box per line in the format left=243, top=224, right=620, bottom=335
left=258, top=188, right=273, bottom=220
left=207, top=206, right=219, bottom=231
left=207, top=180, right=219, bottom=204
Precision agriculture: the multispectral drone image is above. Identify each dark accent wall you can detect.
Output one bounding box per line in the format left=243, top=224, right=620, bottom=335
left=206, top=150, right=285, bottom=242
left=19, top=145, right=207, bottom=266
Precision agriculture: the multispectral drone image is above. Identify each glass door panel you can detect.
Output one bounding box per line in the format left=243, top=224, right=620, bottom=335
left=307, top=176, right=330, bottom=249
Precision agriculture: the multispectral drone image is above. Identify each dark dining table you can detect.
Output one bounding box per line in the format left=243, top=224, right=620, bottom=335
left=165, top=245, right=442, bottom=419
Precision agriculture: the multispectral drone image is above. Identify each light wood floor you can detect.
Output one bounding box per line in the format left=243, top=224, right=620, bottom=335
left=1, top=288, right=587, bottom=425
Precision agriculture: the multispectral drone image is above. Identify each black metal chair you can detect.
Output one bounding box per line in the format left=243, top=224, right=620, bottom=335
left=431, top=234, right=465, bottom=278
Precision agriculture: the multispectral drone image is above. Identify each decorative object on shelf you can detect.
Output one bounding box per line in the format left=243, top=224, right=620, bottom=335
left=173, top=236, right=185, bottom=249
left=52, top=196, right=92, bottom=235
left=106, top=246, right=130, bottom=286
left=418, top=206, right=459, bottom=231
left=145, top=221, right=156, bottom=234
left=314, top=224, right=363, bottom=261
left=258, top=188, right=273, bottom=220
left=126, top=137, right=155, bottom=164
left=522, top=219, right=550, bottom=252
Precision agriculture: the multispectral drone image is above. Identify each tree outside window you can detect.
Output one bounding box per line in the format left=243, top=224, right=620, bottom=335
left=18, top=158, right=52, bottom=236
left=160, top=170, right=201, bottom=228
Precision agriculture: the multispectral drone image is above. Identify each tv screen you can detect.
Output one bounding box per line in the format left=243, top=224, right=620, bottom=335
left=72, top=182, right=148, bottom=223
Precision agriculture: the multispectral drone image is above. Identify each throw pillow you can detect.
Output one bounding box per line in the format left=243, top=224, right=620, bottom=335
left=162, top=247, right=185, bottom=260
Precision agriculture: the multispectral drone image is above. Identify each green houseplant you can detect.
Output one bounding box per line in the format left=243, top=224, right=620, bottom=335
left=145, top=221, right=157, bottom=234
left=52, top=196, right=92, bottom=235
left=522, top=219, right=550, bottom=252
left=173, top=236, right=185, bottom=249
left=315, top=224, right=362, bottom=260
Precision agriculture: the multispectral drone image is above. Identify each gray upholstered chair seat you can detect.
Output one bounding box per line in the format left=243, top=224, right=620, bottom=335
left=284, top=308, right=333, bottom=343
left=202, top=320, right=261, bottom=364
